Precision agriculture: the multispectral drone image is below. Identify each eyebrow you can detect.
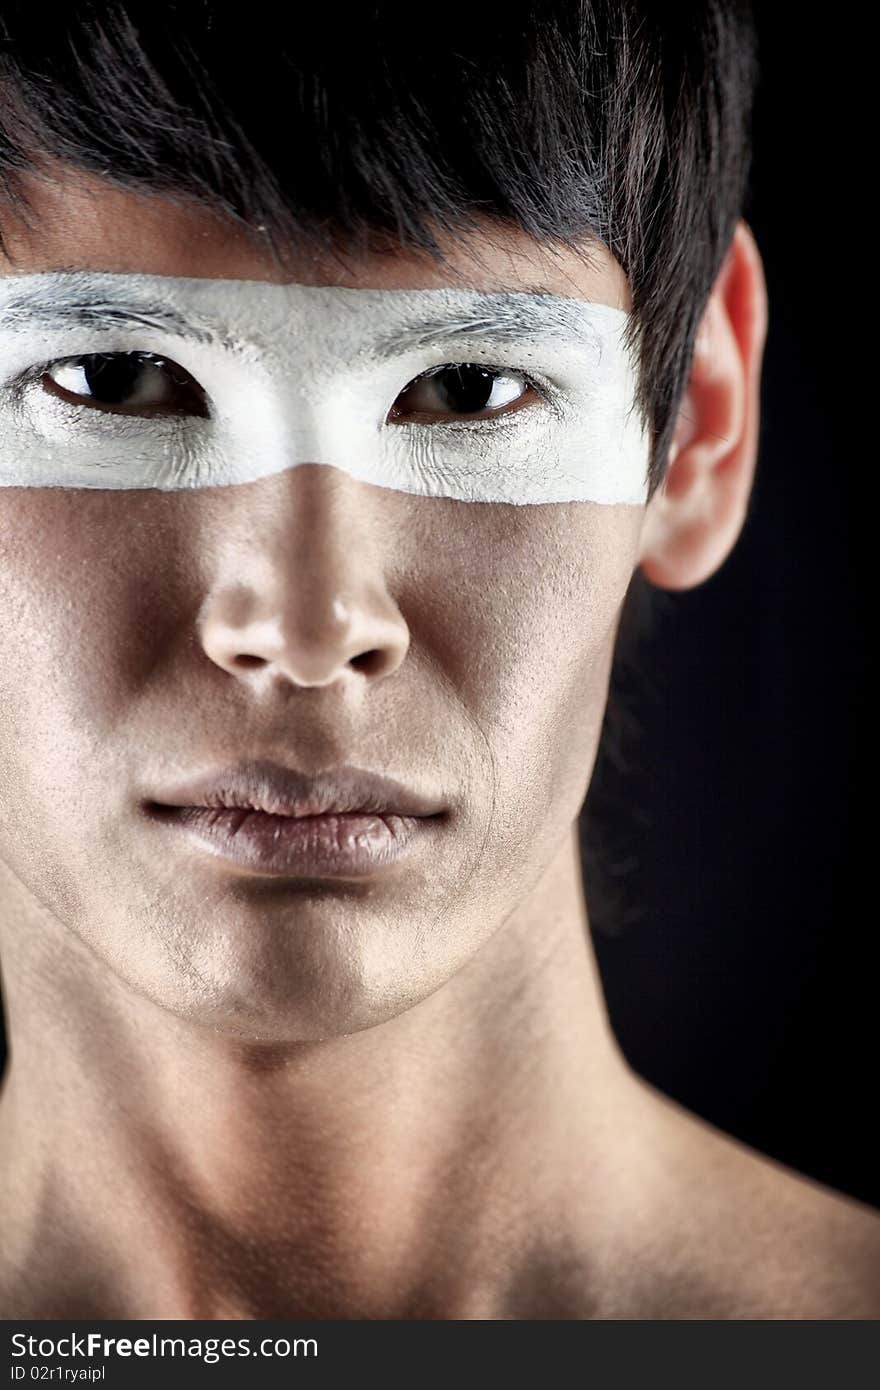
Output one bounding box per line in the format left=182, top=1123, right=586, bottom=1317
left=369, top=288, right=606, bottom=359
left=0, top=284, right=225, bottom=347
left=0, top=277, right=610, bottom=357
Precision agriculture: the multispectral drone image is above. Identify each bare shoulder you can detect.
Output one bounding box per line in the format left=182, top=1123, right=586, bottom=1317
left=610, top=1076, right=880, bottom=1319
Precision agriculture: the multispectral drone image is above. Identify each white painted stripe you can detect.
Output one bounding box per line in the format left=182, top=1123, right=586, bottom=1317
left=0, top=272, right=650, bottom=505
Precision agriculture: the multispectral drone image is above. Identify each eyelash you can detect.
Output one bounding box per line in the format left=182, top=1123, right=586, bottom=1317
left=400, top=361, right=545, bottom=390
left=13, top=353, right=204, bottom=412
left=10, top=353, right=554, bottom=423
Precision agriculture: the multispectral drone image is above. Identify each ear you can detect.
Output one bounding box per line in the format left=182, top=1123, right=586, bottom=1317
left=638, top=219, right=769, bottom=590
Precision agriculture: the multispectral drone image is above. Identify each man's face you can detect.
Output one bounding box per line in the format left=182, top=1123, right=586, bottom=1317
left=0, top=173, right=648, bottom=1040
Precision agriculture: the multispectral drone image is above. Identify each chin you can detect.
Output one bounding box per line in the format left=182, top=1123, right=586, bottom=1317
left=123, top=892, right=451, bottom=1044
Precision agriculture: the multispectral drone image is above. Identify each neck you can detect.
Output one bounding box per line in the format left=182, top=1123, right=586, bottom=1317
left=0, top=823, right=651, bottom=1319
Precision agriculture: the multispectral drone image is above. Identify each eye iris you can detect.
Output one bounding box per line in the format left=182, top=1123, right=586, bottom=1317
left=78, top=353, right=166, bottom=404
left=436, top=365, right=498, bottom=413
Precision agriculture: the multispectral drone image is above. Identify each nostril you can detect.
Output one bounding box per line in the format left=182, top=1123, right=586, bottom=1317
left=227, top=648, right=386, bottom=679
left=350, top=649, right=387, bottom=676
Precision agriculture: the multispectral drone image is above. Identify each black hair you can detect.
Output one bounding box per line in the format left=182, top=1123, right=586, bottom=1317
left=0, top=0, right=758, bottom=494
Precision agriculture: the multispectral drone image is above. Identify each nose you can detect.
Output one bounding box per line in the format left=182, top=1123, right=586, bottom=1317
left=197, top=465, right=410, bottom=689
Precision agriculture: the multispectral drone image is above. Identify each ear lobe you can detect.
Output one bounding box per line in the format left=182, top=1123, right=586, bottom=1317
left=638, top=219, right=768, bottom=591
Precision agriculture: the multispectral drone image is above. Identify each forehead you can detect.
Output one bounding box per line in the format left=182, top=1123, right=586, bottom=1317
left=0, top=167, right=631, bottom=309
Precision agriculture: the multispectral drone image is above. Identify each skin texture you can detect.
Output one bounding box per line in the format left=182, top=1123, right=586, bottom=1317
left=0, top=169, right=878, bottom=1319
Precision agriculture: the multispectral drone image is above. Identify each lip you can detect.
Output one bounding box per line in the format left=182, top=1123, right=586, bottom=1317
left=142, top=759, right=446, bottom=878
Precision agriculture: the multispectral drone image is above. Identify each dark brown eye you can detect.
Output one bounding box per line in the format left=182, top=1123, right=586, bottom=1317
left=41, top=352, right=209, bottom=417
left=388, top=364, right=535, bottom=422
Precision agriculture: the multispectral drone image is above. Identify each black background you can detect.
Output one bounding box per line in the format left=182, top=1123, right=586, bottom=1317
left=584, top=9, right=875, bottom=1209
left=1, top=11, right=874, bottom=1210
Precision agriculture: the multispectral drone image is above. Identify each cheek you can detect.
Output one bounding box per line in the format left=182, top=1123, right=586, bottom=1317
left=404, top=498, right=643, bottom=830
left=0, top=492, right=176, bottom=832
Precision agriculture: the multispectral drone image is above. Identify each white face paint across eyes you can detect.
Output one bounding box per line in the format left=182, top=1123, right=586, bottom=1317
left=0, top=271, right=650, bottom=505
